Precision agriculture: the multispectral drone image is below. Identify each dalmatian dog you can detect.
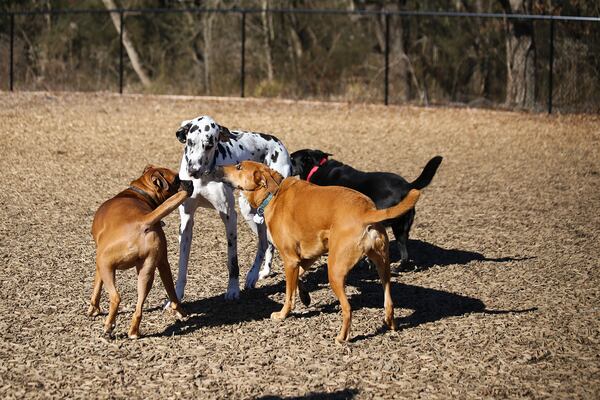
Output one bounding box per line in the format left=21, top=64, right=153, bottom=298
left=173, top=116, right=292, bottom=301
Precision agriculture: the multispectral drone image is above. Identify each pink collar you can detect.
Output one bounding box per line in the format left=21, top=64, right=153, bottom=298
left=306, top=157, right=328, bottom=182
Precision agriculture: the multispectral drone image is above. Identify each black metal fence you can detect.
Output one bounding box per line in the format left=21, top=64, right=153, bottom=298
left=2, top=7, right=600, bottom=113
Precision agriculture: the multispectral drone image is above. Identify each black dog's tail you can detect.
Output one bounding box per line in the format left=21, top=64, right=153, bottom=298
left=410, top=156, right=443, bottom=190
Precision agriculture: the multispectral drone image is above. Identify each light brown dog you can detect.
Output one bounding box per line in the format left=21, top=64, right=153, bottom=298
left=88, top=165, right=192, bottom=338
left=218, top=161, right=420, bottom=342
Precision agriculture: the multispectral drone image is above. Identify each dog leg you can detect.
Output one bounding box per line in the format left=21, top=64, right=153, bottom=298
left=128, top=261, right=155, bottom=339
left=327, top=246, right=362, bottom=343
left=271, top=260, right=299, bottom=320
left=173, top=198, right=198, bottom=303
left=328, top=267, right=352, bottom=344
left=221, top=188, right=240, bottom=300
left=259, top=242, right=276, bottom=280
left=368, top=249, right=397, bottom=332
left=87, top=264, right=103, bottom=317
left=391, top=210, right=414, bottom=271
left=157, top=259, right=186, bottom=319
left=297, top=264, right=312, bottom=307
left=238, top=194, right=266, bottom=288
left=99, top=266, right=120, bottom=337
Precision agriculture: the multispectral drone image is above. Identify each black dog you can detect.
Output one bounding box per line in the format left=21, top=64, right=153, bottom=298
left=291, top=149, right=442, bottom=273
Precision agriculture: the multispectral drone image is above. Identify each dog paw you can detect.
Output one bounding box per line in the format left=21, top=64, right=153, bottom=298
left=224, top=280, right=240, bottom=301
left=128, top=332, right=140, bottom=340
left=245, top=268, right=260, bottom=289
left=298, top=288, right=311, bottom=307
left=102, top=330, right=115, bottom=340
left=162, top=299, right=173, bottom=310
left=87, top=305, right=101, bottom=317
left=270, top=311, right=287, bottom=320
left=335, top=333, right=350, bottom=344
left=258, top=267, right=271, bottom=280
left=385, top=317, right=398, bottom=331
left=167, top=304, right=187, bottom=319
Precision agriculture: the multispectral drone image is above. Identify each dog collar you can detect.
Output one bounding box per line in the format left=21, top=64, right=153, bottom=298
left=253, top=193, right=273, bottom=224
left=306, top=157, right=328, bottom=183
left=128, top=185, right=158, bottom=209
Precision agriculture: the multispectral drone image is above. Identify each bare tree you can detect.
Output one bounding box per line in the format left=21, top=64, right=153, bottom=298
left=499, top=0, right=536, bottom=108
left=102, top=0, right=151, bottom=87
left=261, top=0, right=274, bottom=82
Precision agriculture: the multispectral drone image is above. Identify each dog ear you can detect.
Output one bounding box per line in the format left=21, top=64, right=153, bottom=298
left=253, top=170, right=268, bottom=189
left=269, top=170, right=284, bottom=186
left=152, top=171, right=168, bottom=191
left=143, top=164, right=155, bottom=174
left=316, top=150, right=332, bottom=160
left=176, top=122, right=192, bottom=144
left=218, top=125, right=232, bottom=142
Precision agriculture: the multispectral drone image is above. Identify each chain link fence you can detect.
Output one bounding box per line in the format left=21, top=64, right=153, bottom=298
left=1, top=7, right=599, bottom=113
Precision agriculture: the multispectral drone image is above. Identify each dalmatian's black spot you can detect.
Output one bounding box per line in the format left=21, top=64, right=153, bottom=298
left=198, top=116, right=204, bottom=120
left=204, top=125, right=210, bottom=131
left=211, top=123, right=216, bottom=128
left=217, top=143, right=227, bottom=158
left=238, top=144, right=244, bottom=150
left=251, top=152, right=255, bottom=156
left=259, top=133, right=280, bottom=143
left=187, top=139, right=193, bottom=147
left=271, top=151, right=279, bottom=163
left=190, top=125, right=199, bottom=133
left=208, top=136, right=214, bottom=146
left=229, top=255, right=240, bottom=278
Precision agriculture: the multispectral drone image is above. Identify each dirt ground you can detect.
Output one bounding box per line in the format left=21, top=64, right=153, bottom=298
left=0, top=92, right=598, bottom=399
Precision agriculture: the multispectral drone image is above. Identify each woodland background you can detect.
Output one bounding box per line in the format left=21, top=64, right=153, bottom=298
left=1, top=0, right=599, bottom=112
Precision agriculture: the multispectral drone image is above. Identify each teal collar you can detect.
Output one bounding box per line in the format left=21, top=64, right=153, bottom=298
left=256, top=192, right=274, bottom=219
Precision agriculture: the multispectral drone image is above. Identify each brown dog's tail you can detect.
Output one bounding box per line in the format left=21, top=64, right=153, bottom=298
left=142, top=191, right=189, bottom=228
left=363, top=189, right=420, bottom=225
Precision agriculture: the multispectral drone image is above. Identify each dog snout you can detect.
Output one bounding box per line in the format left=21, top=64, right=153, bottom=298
left=180, top=179, right=194, bottom=196
left=213, top=166, right=224, bottom=181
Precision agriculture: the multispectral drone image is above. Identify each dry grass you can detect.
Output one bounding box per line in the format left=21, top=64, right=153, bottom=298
left=0, top=91, right=599, bottom=399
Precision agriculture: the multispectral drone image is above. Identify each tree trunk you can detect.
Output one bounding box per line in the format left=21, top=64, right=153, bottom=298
left=261, top=0, right=274, bottom=82
left=102, top=0, right=151, bottom=88
left=500, top=0, right=536, bottom=108
left=203, top=13, right=214, bottom=93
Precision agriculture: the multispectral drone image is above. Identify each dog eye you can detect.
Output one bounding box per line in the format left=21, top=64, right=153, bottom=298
left=236, top=164, right=242, bottom=170
left=187, top=139, right=193, bottom=147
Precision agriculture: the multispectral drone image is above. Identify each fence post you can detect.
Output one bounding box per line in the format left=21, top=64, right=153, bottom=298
left=10, top=13, right=15, bottom=91
left=384, top=12, right=390, bottom=106
left=240, top=11, right=246, bottom=98
left=547, top=17, right=554, bottom=114
left=119, top=10, right=124, bottom=94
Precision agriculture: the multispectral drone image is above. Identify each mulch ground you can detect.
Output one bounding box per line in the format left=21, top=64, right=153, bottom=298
left=0, top=92, right=598, bottom=399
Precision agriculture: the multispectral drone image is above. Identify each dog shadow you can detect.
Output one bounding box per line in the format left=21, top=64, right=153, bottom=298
left=256, top=388, right=358, bottom=400
left=147, top=280, right=286, bottom=338
left=390, top=239, right=535, bottom=270
left=149, top=258, right=535, bottom=340
left=297, top=263, right=536, bottom=342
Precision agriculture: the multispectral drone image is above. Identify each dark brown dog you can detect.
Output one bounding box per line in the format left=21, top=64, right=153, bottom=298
left=88, top=165, right=192, bottom=338
left=218, top=161, right=420, bottom=343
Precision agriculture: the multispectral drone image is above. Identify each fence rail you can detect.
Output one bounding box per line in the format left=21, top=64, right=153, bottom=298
left=2, top=7, right=600, bottom=113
